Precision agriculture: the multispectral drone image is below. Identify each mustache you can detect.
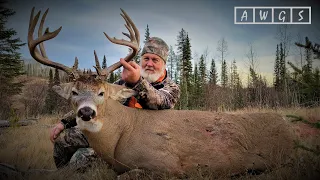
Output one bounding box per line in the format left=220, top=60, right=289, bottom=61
left=144, top=67, right=155, bottom=71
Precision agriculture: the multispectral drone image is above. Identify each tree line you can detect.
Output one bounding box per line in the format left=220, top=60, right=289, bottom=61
left=0, top=2, right=319, bottom=119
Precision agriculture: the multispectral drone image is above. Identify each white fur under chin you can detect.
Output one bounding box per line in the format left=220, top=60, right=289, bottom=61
left=76, top=117, right=102, bottom=132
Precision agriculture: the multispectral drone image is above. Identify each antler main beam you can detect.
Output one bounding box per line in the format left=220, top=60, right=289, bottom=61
left=28, top=7, right=79, bottom=79
left=103, top=8, right=140, bottom=75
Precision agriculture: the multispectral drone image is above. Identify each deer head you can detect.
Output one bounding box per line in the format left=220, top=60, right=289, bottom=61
left=28, top=7, right=140, bottom=132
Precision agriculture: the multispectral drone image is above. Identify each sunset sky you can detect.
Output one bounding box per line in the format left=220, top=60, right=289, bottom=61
left=6, top=0, right=320, bottom=85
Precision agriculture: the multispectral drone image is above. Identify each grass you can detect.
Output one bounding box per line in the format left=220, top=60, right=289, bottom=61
left=0, top=108, right=319, bottom=179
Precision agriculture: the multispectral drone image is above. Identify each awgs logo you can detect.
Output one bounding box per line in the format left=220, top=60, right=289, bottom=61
left=234, top=6, right=311, bottom=24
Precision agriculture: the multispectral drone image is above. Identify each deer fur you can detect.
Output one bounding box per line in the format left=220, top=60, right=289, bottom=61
left=54, top=77, right=297, bottom=177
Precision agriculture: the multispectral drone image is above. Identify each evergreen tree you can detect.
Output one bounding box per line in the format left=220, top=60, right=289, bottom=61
left=167, top=45, right=176, bottom=80
left=174, top=54, right=180, bottom=84
left=209, top=58, right=218, bottom=85
left=102, top=55, right=107, bottom=69
left=144, top=24, right=150, bottom=43
left=274, top=44, right=280, bottom=89
left=177, top=30, right=192, bottom=109
left=230, top=59, right=238, bottom=89
left=54, top=68, right=60, bottom=85
left=175, top=28, right=186, bottom=84
left=181, top=34, right=192, bottom=86
left=0, top=1, right=25, bottom=118
left=248, top=66, right=258, bottom=103
left=221, top=59, right=228, bottom=87
left=295, top=37, right=320, bottom=59
left=176, top=28, right=186, bottom=56
left=216, top=38, right=228, bottom=87
left=230, top=59, right=243, bottom=109
left=108, top=71, right=116, bottom=83
left=198, top=54, right=206, bottom=85
left=43, top=69, right=55, bottom=114
left=53, top=68, right=67, bottom=113
left=279, top=43, right=286, bottom=90
left=289, top=36, right=319, bottom=106
left=192, top=63, right=200, bottom=108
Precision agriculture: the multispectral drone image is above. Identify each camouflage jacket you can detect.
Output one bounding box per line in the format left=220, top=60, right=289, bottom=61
left=60, top=70, right=180, bottom=128
left=114, top=70, right=180, bottom=110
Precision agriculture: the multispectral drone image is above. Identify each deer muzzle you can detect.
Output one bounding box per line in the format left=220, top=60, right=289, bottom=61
left=78, top=106, right=96, bottom=121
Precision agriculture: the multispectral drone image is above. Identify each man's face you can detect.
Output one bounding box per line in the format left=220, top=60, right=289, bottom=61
left=140, top=53, right=165, bottom=83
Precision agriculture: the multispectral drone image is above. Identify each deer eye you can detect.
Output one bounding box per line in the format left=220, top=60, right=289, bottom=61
left=98, top=92, right=104, bottom=96
left=72, top=91, right=78, bottom=96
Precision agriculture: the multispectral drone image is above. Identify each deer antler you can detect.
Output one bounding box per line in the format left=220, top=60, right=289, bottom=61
left=102, top=8, right=140, bottom=76
left=28, top=7, right=79, bottom=80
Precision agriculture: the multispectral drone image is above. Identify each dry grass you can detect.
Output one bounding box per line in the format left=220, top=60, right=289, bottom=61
left=0, top=108, right=319, bottom=179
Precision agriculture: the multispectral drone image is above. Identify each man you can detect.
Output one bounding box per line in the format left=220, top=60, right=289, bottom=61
left=50, top=37, right=180, bottom=169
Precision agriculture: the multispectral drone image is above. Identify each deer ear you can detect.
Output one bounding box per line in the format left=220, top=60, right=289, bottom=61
left=52, top=82, right=75, bottom=99
left=108, top=84, right=137, bottom=103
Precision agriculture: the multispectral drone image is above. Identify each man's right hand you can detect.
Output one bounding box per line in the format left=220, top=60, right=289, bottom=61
left=50, top=122, right=65, bottom=143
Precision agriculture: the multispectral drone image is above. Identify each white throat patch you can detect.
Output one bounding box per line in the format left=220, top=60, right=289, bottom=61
left=76, top=117, right=103, bottom=132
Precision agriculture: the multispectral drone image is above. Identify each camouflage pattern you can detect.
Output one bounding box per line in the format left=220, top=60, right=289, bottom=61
left=141, top=37, right=169, bottom=63
left=69, top=148, right=98, bottom=171
left=115, top=71, right=180, bottom=110
left=53, top=127, right=97, bottom=169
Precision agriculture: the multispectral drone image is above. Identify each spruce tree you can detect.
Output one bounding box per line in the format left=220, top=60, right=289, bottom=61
left=209, top=58, right=218, bottom=85
left=295, top=37, right=320, bottom=59
left=199, top=54, right=206, bottom=85
left=108, top=72, right=116, bottom=83
left=221, top=59, right=228, bottom=88
left=175, top=28, right=186, bottom=84
left=230, top=59, right=243, bottom=109
left=44, top=69, right=55, bottom=114
left=177, top=30, right=192, bottom=109
left=288, top=36, right=319, bottom=106
left=167, top=45, right=176, bottom=80
left=0, top=1, right=25, bottom=118
left=279, top=43, right=286, bottom=90
left=102, top=55, right=107, bottom=69
left=192, top=64, right=200, bottom=108
left=274, top=44, right=280, bottom=89
left=144, top=24, right=150, bottom=43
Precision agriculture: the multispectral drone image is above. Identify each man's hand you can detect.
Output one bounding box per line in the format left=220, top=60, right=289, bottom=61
left=50, top=122, right=64, bottom=143
left=120, top=58, right=140, bottom=85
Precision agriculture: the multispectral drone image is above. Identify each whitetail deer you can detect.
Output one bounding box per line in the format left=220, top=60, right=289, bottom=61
left=28, top=7, right=297, bottom=177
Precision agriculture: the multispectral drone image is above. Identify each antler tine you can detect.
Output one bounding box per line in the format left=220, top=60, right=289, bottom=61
left=28, top=7, right=79, bottom=79
left=103, top=8, right=140, bottom=75
left=93, top=50, right=102, bottom=76
left=120, top=8, right=140, bottom=43
left=38, top=9, right=48, bottom=58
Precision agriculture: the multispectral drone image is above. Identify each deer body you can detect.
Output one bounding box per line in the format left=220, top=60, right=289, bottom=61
left=81, top=96, right=295, bottom=175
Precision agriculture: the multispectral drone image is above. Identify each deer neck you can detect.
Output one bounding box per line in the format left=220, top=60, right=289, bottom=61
left=81, top=98, right=136, bottom=167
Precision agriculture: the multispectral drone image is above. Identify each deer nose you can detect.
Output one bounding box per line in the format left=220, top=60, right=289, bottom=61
left=78, top=106, right=96, bottom=121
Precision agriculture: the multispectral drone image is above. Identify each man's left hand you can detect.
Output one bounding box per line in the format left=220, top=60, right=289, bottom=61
left=120, top=58, right=140, bottom=85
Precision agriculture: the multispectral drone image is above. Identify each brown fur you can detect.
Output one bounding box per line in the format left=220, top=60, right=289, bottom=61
left=68, top=81, right=297, bottom=177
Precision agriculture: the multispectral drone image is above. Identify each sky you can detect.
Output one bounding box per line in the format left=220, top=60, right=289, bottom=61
left=5, top=0, right=320, bottom=85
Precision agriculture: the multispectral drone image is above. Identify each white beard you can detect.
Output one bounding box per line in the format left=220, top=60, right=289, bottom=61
left=140, top=66, right=165, bottom=83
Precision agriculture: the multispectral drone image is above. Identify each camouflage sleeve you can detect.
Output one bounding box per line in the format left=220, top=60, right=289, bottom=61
left=129, top=77, right=180, bottom=110
left=60, top=110, right=77, bottom=128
